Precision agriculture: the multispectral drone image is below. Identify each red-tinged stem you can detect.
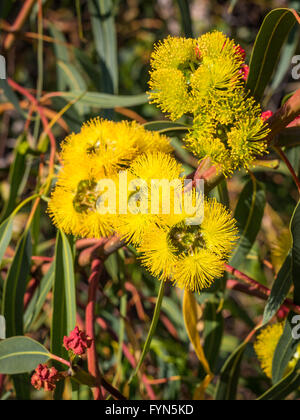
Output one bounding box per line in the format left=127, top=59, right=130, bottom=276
left=225, top=266, right=300, bottom=315
left=23, top=278, right=39, bottom=311
left=4, top=0, right=36, bottom=50
left=49, top=354, right=71, bottom=368
left=274, top=146, right=300, bottom=194
left=7, top=78, right=56, bottom=175
left=86, top=258, right=104, bottom=400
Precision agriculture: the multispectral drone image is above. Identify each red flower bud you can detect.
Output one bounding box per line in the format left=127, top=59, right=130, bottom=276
left=195, top=45, right=202, bottom=60
left=63, top=326, right=93, bottom=356
left=240, top=64, right=249, bottom=81
left=261, top=110, right=274, bottom=122
left=31, top=364, right=59, bottom=392
left=235, top=45, right=246, bottom=61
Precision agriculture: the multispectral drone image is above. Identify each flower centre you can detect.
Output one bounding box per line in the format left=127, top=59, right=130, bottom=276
left=168, top=224, right=205, bottom=256
left=73, top=179, right=98, bottom=214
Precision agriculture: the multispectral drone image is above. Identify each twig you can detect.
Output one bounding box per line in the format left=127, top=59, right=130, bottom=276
left=85, top=258, right=104, bottom=400
left=225, top=265, right=300, bottom=315
left=274, top=146, right=300, bottom=193
left=4, top=0, right=36, bottom=50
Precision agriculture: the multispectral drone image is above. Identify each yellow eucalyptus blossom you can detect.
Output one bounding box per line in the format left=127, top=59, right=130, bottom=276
left=148, top=32, right=245, bottom=120
left=114, top=152, right=184, bottom=245
left=254, top=324, right=300, bottom=380
left=254, top=324, right=284, bottom=379
left=60, top=118, right=172, bottom=176
left=48, top=164, right=114, bottom=238
left=138, top=198, right=238, bottom=292
left=184, top=92, right=270, bottom=175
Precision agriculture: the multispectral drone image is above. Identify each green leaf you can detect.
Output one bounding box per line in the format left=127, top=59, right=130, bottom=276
left=175, top=0, right=193, bottom=37
left=203, top=302, right=224, bottom=373
left=266, top=23, right=300, bottom=102
left=50, top=91, right=147, bottom=108
left=144, top=121, right=190, bottom=136
left=0, top=217, right=13, bottom=264
left=0, top=133, right=29, bottom=222
left=48, top=24, right=69, bottom=92
left=214, top=341, right=247, bottom=400
left=74, top=48, right=102, bottom=90
left=60, top=232, right=76, bottom=333
left=259, top=359, right=300, bottom=400
left=262, top=253, right=293, bottom=326
left=247, top=8, right=300, bottom=101
left=291, top=202, right=300, bottom=305
left=51, top=232, right=69, bottom=400
left=0, top=337, right=50, bottom=374
left=88, top=0, right=118, bottom=94
left=128, top=281, right=165, bottom=383
left=56, top=61, right=88, bottom=115
left=272, top=312, right=300, bottom=384
left=2, top=231, right=32, bottom=337
left=230, top=176, right=266, bottom=268
left=24, top=263, right=54, bottom=331
left=51, top=233, right=68, bottom=360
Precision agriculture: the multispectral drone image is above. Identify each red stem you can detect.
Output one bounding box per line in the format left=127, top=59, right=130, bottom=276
left=85, top=258, right=104, bottom=400
left=274, top=146, right=300, bottom=194
left=225, top=265, right=300, bottom=315
left=7, top=78, right=56, bottom=175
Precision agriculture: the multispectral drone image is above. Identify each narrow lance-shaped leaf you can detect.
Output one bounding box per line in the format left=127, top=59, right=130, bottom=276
left=230, top=176, right=266, bottom=268
left=259, top=358, right=300, bottom=400
left=175, top=0, right=194, bottom=38
left=272, top=312, right=300, bottom=384
left=2, top=230, right=32, bottom=337
left=51, top=232, right=68, bottom=399
left=247, top=8, right=300, bottom=102
left=214, top=341, right=247, bottom=400
left=291, top=201, right=300, bottom=305
left=183, top=291, right=211, bottom=374
left=203, top=301, right=224, bottom=373
left=262, top=253, right=292, bottom=326
left=88, top=0, right=118, bottom=94
left=128, top=280, right=165, bottom=383
left=0, top=217, right=13, bottom=264
left=0, top=134, right=29, bottom=222
left=60, top=232, right=76, bottom=334
left=49, top=91, right=147, bottom=109
left=24, top=263, right=55, bottom=332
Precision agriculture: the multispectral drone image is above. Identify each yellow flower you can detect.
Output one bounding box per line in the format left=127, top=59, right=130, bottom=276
left=184, top=93, right=270, bottom=175
left=114, top=152, right=184, bottom=245
left=138, top=198, right=238, bottom=292
left=254, top=324, right=284, bottom=379
left=48, top=164, right=114, bottom=238
left=60, top=118, right=172, bottom=176
left=148, top=32, right=245, bottom=120
left=201, top=199, right=239, bottom=257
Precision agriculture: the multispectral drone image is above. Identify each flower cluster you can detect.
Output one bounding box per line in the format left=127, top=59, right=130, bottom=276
left=48, top=119, right=171, bottom=238
left=48, top=31, right=253, bottom=294
left=254, top=323, right=300, bottom=379
left=31, top=364, right=60, bottom=392
left=63, top=326, right=93, bottom=356
left=148, top=31, right=270, bottom=176
left=138, top=198, right=238, bottom=292
left=49, top=118, right=238, bottom=293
